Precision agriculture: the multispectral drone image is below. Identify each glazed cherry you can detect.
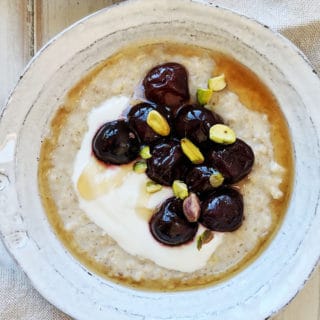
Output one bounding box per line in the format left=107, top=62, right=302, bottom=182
left=150, top=197, right=198, bottom=246
left=207, top=139, right=254, bottom=183
left=146, top=139, right=185, bottom=186
left=128, top=102, right=172, bottom=144
left=172, top=161, right=190, bottom=182
left=92, top=120, right=140, bottom=165
left=185, top=165, right=222, bottom=194
left=175, top=104, right=223, bottom=147
left=143, top=63, right=190, bottom=113
left=200, top=188, right=243, bottom=232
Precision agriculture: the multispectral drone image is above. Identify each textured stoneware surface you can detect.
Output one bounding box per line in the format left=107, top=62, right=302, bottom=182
left=0, top=0, right=320, bottom=319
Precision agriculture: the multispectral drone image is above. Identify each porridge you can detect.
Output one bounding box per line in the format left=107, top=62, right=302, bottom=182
left=38, top=43, right=293, bottom=290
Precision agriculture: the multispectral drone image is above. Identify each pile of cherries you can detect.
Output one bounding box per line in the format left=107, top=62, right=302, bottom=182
left=92, top=63, right=254, bottom=247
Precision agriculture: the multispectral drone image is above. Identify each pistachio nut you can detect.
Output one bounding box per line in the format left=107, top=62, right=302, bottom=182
left=180, top=138, right=204, bottom=164
left=172, top=180, right=189, bottom=200
left=197, top=88, right=213, bottom=105
left=208, top=74, right=227, bottom=91
left=139, top=145, right=152, bottom=159
left=133, top=160, right=147, bottom=173
left=146, top=110, right=170, bottom=136
left=183, top=192, right=201, bottom=222
left=146, top=181, right=163, bottom=193
left=209, top=124, right=236, bottom=145
left=209, top=170, right=224, bottom=188
left=197, top=230, right=214, bottom=251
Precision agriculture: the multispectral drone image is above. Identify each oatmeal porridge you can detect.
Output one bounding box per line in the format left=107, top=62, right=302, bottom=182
left=38, top=43, right=293, bottom=290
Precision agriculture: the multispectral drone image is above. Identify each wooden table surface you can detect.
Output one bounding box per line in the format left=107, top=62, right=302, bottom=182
left=1, top=1, right=319, bottom=319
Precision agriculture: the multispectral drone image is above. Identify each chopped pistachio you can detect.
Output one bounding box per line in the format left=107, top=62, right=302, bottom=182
left=146, top=110, right=170, bottom=136
left=146, top=181, right=163, bottom=193
left=202, top=230, right=214, bottom=244
left=180, top=138, right=204, bottom=164
left=139, top=145, right=152, bottom=159
left=133, top=160, right=147, bottom=173
left=172, top=180, right=189, bottom=200
left=209, top=170, right=224, bottom=188
left=197, top=88, right=213, bottom=105
left=197, top=230, right=214, bottom=251
left=208, top=74, right=227, bottom=91
left=196, top=235, right=203, bottom=250
left=183, top=193, right=201, bottom=222
left=197, top=234, right=202, bottom=251
left=209, top=124, right=236, bottom=145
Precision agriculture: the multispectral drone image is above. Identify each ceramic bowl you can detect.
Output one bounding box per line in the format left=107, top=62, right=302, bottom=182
left=0, top=0, right=320, bottom=319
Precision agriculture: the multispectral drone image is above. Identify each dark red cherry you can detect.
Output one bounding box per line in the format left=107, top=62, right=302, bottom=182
left=185, top=165, right=223, bottom=194
left=143, top=63, right=190, bottom=113
left=207, top=139, right=254, bottom=183
left=146, top=139, right=184, bottom=186
left=200, top=188, right=243, bottom=232
left=149, top=197, right=198, bottom=246
left=175, top=104, right=223, bottom=147
left=92, top=120, right=140, bottom=165
left=172, top=161, right=190, bottom=182
left=128, top=102, right=172, bottom=144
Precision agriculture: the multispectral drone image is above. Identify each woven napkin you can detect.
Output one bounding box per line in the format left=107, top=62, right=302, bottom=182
left=1, top=0, right=319, bottom=319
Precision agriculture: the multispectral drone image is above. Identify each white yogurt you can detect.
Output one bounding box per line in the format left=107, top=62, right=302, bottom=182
left=72, top=96, right=223, bottom=272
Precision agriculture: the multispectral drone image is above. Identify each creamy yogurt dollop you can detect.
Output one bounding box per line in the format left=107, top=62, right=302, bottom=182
left=72, top=96, right=223, bottom=272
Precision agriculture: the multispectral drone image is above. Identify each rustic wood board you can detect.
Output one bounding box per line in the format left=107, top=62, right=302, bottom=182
left=0, top=0, right=33, bottom=108
left=0, top=1, right=319, bottom=319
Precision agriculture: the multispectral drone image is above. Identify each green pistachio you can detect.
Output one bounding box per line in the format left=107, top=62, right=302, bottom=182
left=146, top=181, right=163, bottom=193
left=133, top=160, right=147, bottom=174
left=180, top=138, right=204, bottom=164
left=146, top=110, right=170, bottom=136
left=197, top=88, right=213, bottom=105
left=172, top=180, right=189, bottom=200
left=139, top=146, right=152, bottom=159
left=209, top=170, right=224, bottom=188
left=209, top=124, right=236, bottom=145
left=208, top=74, right=227, bottom=91
left=197, top=230, right=214, bottom=251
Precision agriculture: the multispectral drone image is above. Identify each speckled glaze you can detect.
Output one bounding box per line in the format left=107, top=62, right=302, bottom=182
left=0, top=0, right=320, bottom=319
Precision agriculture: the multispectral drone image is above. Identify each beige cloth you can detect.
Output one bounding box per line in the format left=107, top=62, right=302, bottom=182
left=1, top=0, right=319, bottom=319
left=213, top=0, right=320, bottom=72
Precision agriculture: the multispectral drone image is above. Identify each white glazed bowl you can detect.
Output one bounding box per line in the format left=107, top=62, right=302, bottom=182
left=1, top=0, right=320, bottom=319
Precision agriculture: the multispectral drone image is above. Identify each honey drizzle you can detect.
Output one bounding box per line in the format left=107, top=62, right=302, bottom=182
left=77, top=159, right=132, bottom=201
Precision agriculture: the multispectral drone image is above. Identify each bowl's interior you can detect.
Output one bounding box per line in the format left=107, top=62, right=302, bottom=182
left=0, top=1, right=320, bottom=319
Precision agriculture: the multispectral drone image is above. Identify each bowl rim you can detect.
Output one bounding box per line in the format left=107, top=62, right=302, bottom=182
left=0, top=0, right=320, bottom=319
